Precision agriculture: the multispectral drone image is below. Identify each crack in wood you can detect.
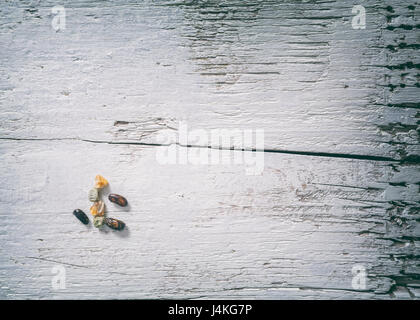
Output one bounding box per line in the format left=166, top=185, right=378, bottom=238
left=0, top=137, right=400, bottom=162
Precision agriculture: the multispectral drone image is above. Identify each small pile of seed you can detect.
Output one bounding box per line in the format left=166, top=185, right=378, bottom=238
left=73, top=175, right=128, bottom=231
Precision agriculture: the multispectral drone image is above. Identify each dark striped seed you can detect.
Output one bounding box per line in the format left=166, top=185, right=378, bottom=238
left=73, top=209, right=89, bottom=225
left=108, top=194, right=128, bottom=207
left=105, top=217, right=125, bottom=231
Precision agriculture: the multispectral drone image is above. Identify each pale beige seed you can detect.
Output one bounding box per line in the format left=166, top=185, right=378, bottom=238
left=88, top=188, right=99, bottom=202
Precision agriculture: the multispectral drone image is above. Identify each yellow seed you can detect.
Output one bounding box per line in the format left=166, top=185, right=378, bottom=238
left=94, top=175, right=108, bottom=189
left=90, top=201, right=105, bottom=216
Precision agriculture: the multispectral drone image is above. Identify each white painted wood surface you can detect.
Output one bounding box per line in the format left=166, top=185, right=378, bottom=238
left=0, top=0, right=419, bottom=299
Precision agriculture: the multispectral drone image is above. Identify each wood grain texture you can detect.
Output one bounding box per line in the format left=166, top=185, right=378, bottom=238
left=0, top=0, right=419, bottom=299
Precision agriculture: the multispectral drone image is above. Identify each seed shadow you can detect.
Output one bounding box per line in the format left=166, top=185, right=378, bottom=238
left=109, top=202, right=131, bottom=212
left=114, top=226, right=130, bottom=238
left=100, top=184, right=111, bottom=198
left=97, top=224, right=108, bottom=233
left=97, top=223, right=130, bottom=238
left=85, top=221, right=93, bottom=230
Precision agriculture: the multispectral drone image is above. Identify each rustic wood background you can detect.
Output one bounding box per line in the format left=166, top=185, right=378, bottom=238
left=0, top=0, right=419, bottom=299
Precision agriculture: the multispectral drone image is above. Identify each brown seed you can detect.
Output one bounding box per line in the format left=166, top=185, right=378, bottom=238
left=105, top=217, right=125, bottom=231
left=108, top=194, right=128, bottom=207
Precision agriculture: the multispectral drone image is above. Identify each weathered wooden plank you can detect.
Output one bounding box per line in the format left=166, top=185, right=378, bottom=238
left=0, top=139, right=418, bottom=299
left=0, top=0, right=418, bottom=159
